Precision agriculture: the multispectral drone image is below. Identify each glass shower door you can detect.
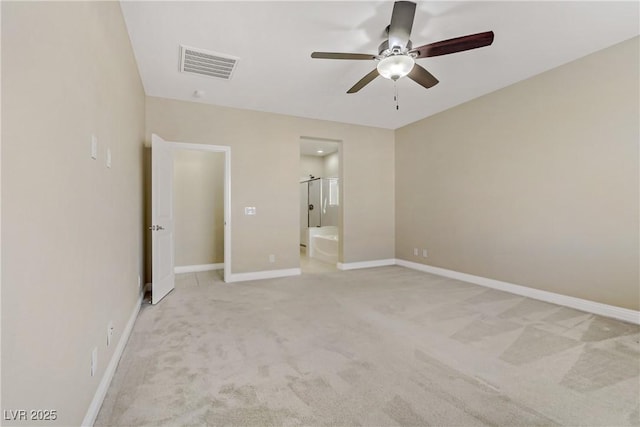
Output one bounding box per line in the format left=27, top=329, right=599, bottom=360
left=321, top=178, right=339, bottom=227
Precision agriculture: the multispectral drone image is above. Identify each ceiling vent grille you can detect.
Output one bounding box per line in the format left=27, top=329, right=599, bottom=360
left=179, top=45, right=238, bottom=80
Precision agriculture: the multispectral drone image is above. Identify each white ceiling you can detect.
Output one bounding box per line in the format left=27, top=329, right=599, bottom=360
left=120, top=1, right=639, bottom=130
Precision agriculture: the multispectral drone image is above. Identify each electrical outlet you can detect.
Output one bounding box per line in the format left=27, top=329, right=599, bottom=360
left=91, top=347, right=98, bottom=377
left=422, top=249, right=428, bottom=258
left=107, top=321, right=114, bottom=347
left=413, top=248, right=419, bottom=256
left=269, top=254, right=276, bottom=263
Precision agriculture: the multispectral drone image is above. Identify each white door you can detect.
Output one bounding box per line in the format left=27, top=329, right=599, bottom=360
left=151, top=134, right=175, bottom=304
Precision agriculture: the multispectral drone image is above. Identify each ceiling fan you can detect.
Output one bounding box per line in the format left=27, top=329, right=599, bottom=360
left=311, top=1, right=494, bottom=93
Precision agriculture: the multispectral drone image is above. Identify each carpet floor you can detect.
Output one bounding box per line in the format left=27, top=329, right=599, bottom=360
left=96, top=266, right=640, bottom=426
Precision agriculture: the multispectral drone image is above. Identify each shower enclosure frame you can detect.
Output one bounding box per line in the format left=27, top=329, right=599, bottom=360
left=300, top=177, right=338, bottom=247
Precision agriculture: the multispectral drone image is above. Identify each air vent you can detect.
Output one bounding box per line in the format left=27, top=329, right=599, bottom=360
left=179, top=45, right=238, bottom=80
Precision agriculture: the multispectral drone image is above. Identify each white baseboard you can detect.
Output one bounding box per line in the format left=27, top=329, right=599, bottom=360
left=227, top=268, right=301, bottom=283
left=337, top=259, right=396, bottom=271
left=82, top=293, right=142, bottom=426
left=395, top=259, right=640, bottom=325
left=174, top=263, right=223, bottom=274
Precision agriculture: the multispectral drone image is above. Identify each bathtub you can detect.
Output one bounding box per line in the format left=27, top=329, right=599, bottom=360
left=308, top=226, right=338, bottom=264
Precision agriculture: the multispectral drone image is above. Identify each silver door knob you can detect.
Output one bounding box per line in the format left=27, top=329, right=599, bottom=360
left=157, top=225, right=165, bottom=230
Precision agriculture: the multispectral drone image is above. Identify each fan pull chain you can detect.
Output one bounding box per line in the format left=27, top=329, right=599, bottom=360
left=394, top=82, right=399, bottom=110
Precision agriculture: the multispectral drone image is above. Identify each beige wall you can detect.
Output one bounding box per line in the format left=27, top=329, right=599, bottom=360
left=173, top=150, right=225, bottom=266
left=1, top=2, right=145, bottom=425
left=300, top=154, right=323, bottom=180
left=299, top=152, right=339, bottom=180
left=146, top=97, right=395, bottom=271
left=395, top=37, right=639, bottom=310
left=323, top=151, right=339, bottom=178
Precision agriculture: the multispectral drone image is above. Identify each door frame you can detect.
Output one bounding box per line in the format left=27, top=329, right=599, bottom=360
left=168, top=141, right=231, bottom=283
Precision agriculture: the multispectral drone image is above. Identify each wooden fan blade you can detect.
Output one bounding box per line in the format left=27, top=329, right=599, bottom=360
left=311, top=52, right=377, bottom=60
left=388, top=1, right=416, bottom=51
left=411, top=31, right=494, bottom=58
left=347, top=69, right=379, bottom=93
left=407, top=64, right=439, bottom=89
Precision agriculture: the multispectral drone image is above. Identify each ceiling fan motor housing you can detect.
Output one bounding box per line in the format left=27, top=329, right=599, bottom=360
left=378, top=39, right=413, bottom=57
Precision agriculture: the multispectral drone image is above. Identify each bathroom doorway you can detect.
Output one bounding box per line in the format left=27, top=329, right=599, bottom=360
left=299, top=136, right=341, bottom=274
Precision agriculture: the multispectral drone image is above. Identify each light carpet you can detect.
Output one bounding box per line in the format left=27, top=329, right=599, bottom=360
left=96, top=266, right=640, bottom=426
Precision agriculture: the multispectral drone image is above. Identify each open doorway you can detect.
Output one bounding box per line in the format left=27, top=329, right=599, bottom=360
left=147, top=136, right=231, bottom=304
left=169, top=141, right=230, bottom=285
left=299, top=136, right=341, bottom=274
left=173, top=149, right=225, bottom=278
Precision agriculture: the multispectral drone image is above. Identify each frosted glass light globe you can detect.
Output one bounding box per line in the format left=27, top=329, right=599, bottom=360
left=377, top=55, right=415, bottom=81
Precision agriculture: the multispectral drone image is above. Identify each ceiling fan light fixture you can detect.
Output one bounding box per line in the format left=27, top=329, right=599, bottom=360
left=377, top=55, right=415, bottom=81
